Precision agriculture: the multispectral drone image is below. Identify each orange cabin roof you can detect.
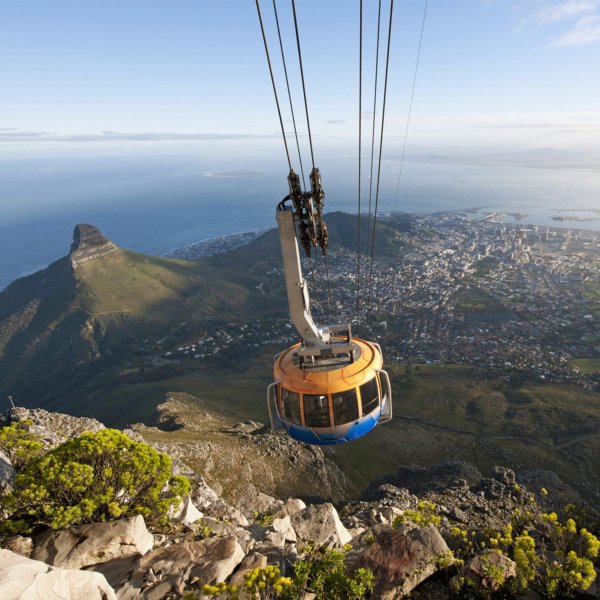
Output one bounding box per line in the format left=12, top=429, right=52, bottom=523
left=273, top=337, right=383, bottom=395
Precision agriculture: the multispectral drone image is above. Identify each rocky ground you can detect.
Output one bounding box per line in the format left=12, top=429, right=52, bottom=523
left=1, top=407, right=599, bottom=599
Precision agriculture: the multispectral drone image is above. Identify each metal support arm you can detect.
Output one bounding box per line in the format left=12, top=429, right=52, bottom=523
left=276, top=205, right=330, bottom=346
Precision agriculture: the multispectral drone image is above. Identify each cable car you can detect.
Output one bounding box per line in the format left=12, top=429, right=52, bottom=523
left=267, top=169, right=392, bottom=445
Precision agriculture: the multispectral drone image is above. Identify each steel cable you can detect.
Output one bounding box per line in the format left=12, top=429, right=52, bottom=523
left=255, top=0, right=292, bottom=170
left=393, top=0, right=428, bottom=213
left=366, top=0, right=394, bottom=321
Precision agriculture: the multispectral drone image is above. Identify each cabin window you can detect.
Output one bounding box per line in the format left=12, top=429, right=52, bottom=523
left=332, top=388, right=359, bottom=424
left=281, top=387, right=302, bottom=424
left=360, top=376, right=380, bottom=415
left=303, top=394, right=331, bottom=427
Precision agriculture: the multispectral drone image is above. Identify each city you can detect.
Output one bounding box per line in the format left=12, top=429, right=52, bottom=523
left=163, top=212, right=600, bottom=391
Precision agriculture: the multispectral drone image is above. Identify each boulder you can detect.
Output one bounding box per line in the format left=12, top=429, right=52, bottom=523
left=229, top=552, right=268, bottom=585
left=463, top=550, right=517, bottom=592
left=350, top=525, right=452, bottom=599
left=0, top=549, right=117, bottom=600
left=91, top=536, right=244, bottom=599
left=290, top=503, right=352, bottom=547
left=281, top=497, right=307, bottom=517
left=170, top=496, right=203, bottom=526
left=236, top=491, right=282, bottom=518
left=3, top=535, right=33, bottom=558
left=32, top=515, right=153, bottom=569
left=191, top=477, right=249, bottom=527
left=271, top=515, right=297, bottom=543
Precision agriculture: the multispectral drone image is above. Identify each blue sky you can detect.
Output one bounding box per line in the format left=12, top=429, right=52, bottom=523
left=1, top=0, right=599, bottom=155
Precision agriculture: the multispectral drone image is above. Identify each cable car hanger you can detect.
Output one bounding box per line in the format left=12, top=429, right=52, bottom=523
left=256, top=0, right=394, bottom=444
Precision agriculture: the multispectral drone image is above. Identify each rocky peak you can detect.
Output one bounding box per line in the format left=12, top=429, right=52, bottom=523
left=69, top=224, right=119, bottom=268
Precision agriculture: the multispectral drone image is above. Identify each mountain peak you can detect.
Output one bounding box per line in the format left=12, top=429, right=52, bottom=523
left=69, top=224, right=119, bottom=267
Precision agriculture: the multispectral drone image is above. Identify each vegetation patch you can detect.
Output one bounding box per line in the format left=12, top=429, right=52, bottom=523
left=0, top=426, right=189, bottom=533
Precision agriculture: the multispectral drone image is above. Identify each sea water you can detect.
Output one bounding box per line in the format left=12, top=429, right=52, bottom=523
left=1, top=144, right=599, bottom=291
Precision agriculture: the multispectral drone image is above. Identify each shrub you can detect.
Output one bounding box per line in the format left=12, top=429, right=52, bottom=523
left=448, top=507, right=599, bottom=599
left=197, top=566, right=291, bottom=599
left=394, top=501, right=441, bottom=528
left=0, top=420, right=44, bottom=468
left=281, top=544, right=374, bottom=600
left=1, top=428, right=189, bottom=533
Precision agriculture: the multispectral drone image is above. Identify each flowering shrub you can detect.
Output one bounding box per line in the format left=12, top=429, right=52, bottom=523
left=1, top=428, right=189, bottom=533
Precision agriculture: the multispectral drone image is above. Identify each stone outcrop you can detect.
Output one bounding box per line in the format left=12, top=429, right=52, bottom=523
left=351, top=525, right=452, bottom=599
left=0, top=549, right=117, bottom=600
left=69, top=224, right=119, bottom=268
left=290, top=502, right=352, bottom=547
left=7, top=407, right=105, bottom=451
left=191, top=476, right=249, bottom=527
left=90, top=536, right=244, bottom=599
left=169, top=496, right=203, bottom=527
left=2, top=407, right=598, bottom=599
left=32, top=516, right=154, bottom=570
left=462, top=550, right=517, bottom=592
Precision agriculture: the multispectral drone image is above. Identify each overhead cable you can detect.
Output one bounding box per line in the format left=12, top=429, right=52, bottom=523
left=356, top=0, right=363, bottom=320
left=272, top=0, right=307, bottom=189
left=366, top=0, right=383, bottom=253
left=255, top=0, right=292, bottom=170
left=366, top=0, right=394, bottom=321
left=393, top=0, right=428, bottom=213
left=290, top=0, right=316, bottom=170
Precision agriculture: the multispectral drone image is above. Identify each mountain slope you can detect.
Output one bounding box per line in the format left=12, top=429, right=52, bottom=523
left=0, top=224, right=266, bottom=401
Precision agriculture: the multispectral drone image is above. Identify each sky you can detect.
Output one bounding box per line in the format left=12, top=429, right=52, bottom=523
left=1, top=0, right=600, bottom=291
left=1, top=0, right=599, bottom=156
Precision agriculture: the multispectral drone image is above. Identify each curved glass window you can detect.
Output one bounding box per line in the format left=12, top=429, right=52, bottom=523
left=303, top=394, right=330, bottom=427
left=360, top=376, right=380, bottom=415
left=332, top=388, right=359, bottom=425
left=281, top=387, right=301, bottom=424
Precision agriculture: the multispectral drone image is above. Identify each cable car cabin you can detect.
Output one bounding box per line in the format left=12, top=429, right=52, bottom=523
left=267, top=338, right=392, bottom=445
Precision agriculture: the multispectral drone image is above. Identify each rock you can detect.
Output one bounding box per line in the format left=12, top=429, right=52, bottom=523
left=281, top=498, right=307, bottom=517
left=350, top=525, right=452, bottom=599
left=191, top=477, right=249, bottom=527
left=32, top=515, right=154, bottom=569
left=8, top=407, right=105, bottom=451
left=264, top=531, right=286, bottom=548
left=0, top=548, right=117, bottom=600
left=229, top=552, right=268, bottom=585
left=236, top=491, right=282, bottom=518
left=0, top=448, right=15, bottom=494
left=3, top=536, right=33, bottom=558
left=271, top=515, right=297, bottom=543
left=493, top=466, right=516, bottom=487
left=463, top=550, right=517, bottom=592
left=170, top=496, right=203, bottom=526
left=445, top=506, right=468, bottom=523
left=95, top=536, right=244, bottom=599
left=290, top=503, right=352, bottom=547
left=70, top=224, right=119, bottom=267
left=368, top=462, right=483, bottom=497
left=363, top=484, right=416, bottom=508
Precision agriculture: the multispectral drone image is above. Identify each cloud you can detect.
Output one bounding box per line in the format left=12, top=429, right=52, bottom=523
left=0, top=129, right=278, bottom=143
left=512, top=0, right=600, bottom=45
left=204, top=170, right=268, bottom=178
left=533, top=0, right=597, bottom=24
left=325, top=119, right=347, bottom=125
left=550, top=13, right=600, bottom=43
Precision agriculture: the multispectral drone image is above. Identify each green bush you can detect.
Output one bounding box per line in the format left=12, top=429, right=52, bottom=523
left=281, top=544, right=374, bottom=600
left=1, top=428, right=189, bottom=533
left=0, top=419, right=44, bottom=468
left=448, top=509, right=599, bottom=599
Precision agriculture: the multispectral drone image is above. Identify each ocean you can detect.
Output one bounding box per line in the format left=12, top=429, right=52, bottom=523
left=1, top=144, right=599, bottom=291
